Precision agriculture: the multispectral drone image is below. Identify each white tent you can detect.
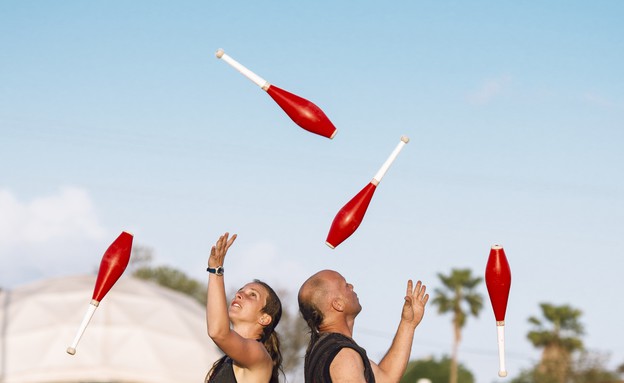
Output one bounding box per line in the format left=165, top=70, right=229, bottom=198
left=0, top=275, right=222, bottom=383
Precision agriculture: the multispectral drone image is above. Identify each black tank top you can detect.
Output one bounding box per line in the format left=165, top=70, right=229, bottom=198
left=207, top=356, right=237, bottom=383
left=304, top=332, right=375, bottom=383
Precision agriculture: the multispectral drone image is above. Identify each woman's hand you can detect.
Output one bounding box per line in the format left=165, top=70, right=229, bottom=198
left=209, top=232, right=237, bottom=269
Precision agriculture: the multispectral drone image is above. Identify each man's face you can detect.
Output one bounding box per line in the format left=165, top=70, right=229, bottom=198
left=327, top=271, right=362, bottom=316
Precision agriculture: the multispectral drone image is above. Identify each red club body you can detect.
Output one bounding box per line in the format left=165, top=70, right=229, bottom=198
left=485, top=245, right=512, bottom=322
left=325, top=136, right=409, bottom=249
left=216, top=49, right=337, bottom=139
left=326, top=183, right=377, bottom=249
left=92, top=231, right=133, bottom=302
left=266, top=85, right=337, bottom=139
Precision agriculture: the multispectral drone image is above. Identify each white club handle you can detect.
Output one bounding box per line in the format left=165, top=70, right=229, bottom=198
left=496, top=323, right=507, bottom=377
left=66, top=300, right=99, bottom=355
left=216, top=49, right=270, bottom=90
left=372, top=136, right=409, bottom=186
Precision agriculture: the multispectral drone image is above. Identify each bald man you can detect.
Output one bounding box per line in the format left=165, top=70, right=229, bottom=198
left=298, top=270, right=429, bottom=382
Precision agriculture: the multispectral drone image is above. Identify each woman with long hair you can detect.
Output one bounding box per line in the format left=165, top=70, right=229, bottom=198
left=205, top=232, right=283, bottom=383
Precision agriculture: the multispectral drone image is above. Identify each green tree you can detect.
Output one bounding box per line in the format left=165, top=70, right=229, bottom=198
left=129, top=245, right=154, bottom=270
left=512, top=303, right=621, bottom=383
left=512, top=350, right=620, bottom=383
left=431, top=269, right=483, bottom=383
left=527, top=303, right=584, bottom=383
left=569, top=350, right=621, bottom=383
left=274, top=289, right=308, bottom=381
left=134, top=265, right=207, bottom=304
left=400, top=356, right=475, bottom=383
left=131, top=245, right=207, bottom=305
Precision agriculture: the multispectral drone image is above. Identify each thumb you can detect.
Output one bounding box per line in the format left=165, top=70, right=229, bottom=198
left=403, top=296, right=413, bottom=310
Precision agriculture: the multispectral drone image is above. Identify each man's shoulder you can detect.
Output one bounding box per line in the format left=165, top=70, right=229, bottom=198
left=330, top=348, right=367, bottom=381
left=311, top=332, right=361, bottom=357
left=333, top=347, right=366, bottom=363
left=306, top=332, right=375, bottom=382
left=314, top=332, right=368, bottom=361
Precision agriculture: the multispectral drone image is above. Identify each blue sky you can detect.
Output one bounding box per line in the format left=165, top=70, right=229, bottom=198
left=2, top=1, right=623, bottom=382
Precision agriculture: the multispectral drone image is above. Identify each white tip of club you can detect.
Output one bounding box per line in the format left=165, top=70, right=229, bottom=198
left=499, top=371, right=508, bottom=377
left=66, top=347, right=76, bottom=355
left=215, top=48, right=225, bottom=59
left=400, top=135, right=410, bottom=143
left=492, top=244, right=503, bottom=249
left=325, top=242, right=336, bottom=249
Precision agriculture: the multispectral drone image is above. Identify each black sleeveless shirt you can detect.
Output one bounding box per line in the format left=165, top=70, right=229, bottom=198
left=207, top=356, right=237, bottom=383
left=304, top=332, right=375, bottom=383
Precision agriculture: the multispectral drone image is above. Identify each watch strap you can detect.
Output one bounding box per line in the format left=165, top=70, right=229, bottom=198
left=207, top=266, right=224, bottom=275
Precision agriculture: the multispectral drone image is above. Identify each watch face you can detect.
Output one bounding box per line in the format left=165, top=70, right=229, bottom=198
left=216, top=266, right=224, bottom=275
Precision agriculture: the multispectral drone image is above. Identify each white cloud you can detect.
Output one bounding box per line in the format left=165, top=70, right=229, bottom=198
left=0, top=187, right=107, bottom=287
left=467, top=75, right=512, bottom=105
left=0, top=187, right=105, bottom=243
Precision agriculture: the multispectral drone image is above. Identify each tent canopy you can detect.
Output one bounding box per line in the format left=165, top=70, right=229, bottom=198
left=0, top=275, right=222, bottom=383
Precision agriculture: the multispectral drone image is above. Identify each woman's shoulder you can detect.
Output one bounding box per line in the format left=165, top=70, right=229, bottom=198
left=232, top=351, right=274, bottom=382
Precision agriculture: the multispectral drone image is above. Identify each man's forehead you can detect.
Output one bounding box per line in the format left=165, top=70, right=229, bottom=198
left=318, top=272, right=348, bottom=291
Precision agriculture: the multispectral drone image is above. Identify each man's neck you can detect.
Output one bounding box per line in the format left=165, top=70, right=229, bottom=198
left=318, top=317, right=355, bottom=338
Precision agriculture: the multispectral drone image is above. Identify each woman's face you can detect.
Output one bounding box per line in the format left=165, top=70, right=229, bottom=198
left=228, top=282, right=269, bottom=323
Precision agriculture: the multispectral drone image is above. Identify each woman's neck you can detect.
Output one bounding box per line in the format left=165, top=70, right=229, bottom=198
left=232, top=322, right=263, bottom=341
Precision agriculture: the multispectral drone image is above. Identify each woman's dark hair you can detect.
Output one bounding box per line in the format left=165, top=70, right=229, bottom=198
left=205, top=356, right=227, bottom=383
left=254, top=279, right=283, bottom=383
left=206, top=280, right=283, bottom=383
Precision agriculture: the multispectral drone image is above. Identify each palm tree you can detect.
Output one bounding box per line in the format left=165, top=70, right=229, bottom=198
left=527, top=303, right=584, bottom=383
left=432, top=268, right=483, bottom=383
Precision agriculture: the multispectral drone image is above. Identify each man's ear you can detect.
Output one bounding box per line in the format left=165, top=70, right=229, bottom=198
left=259, top=314, right=272, bottom=326
left=331, top=298, right=345, bottom=312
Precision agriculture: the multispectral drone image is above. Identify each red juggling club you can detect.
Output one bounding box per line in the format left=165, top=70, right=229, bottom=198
left=326, top=136, right=409, bottom=249
left=66, top=231, right=133, bottom=355
left=216, top=49, right=337, bottom=139
left=485, top=245, right=512, bottom=377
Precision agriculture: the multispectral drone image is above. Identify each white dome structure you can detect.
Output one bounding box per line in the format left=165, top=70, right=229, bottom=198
left=0, top=275, right=222, bottom=383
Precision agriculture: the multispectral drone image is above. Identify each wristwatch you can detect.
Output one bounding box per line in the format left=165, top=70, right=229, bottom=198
left=207, top=266, right=224, bottom=276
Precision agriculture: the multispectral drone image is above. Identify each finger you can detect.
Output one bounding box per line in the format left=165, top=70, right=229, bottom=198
left=422, top=293, right=430, bottom=305
left=414, top=280, right=424, bottom=298
left=406, top=279, right=413, bottom=297
left=404, top=296, right=413, bottom=307
left=220, top=235, right=231, bottom=253
left=418, top=281, right=426, bottom=296
left=219, top=233, right=229, bottom=249
left=225, top=233, right=237, bottom=251
left=210, top=245, right=216, bottom=258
